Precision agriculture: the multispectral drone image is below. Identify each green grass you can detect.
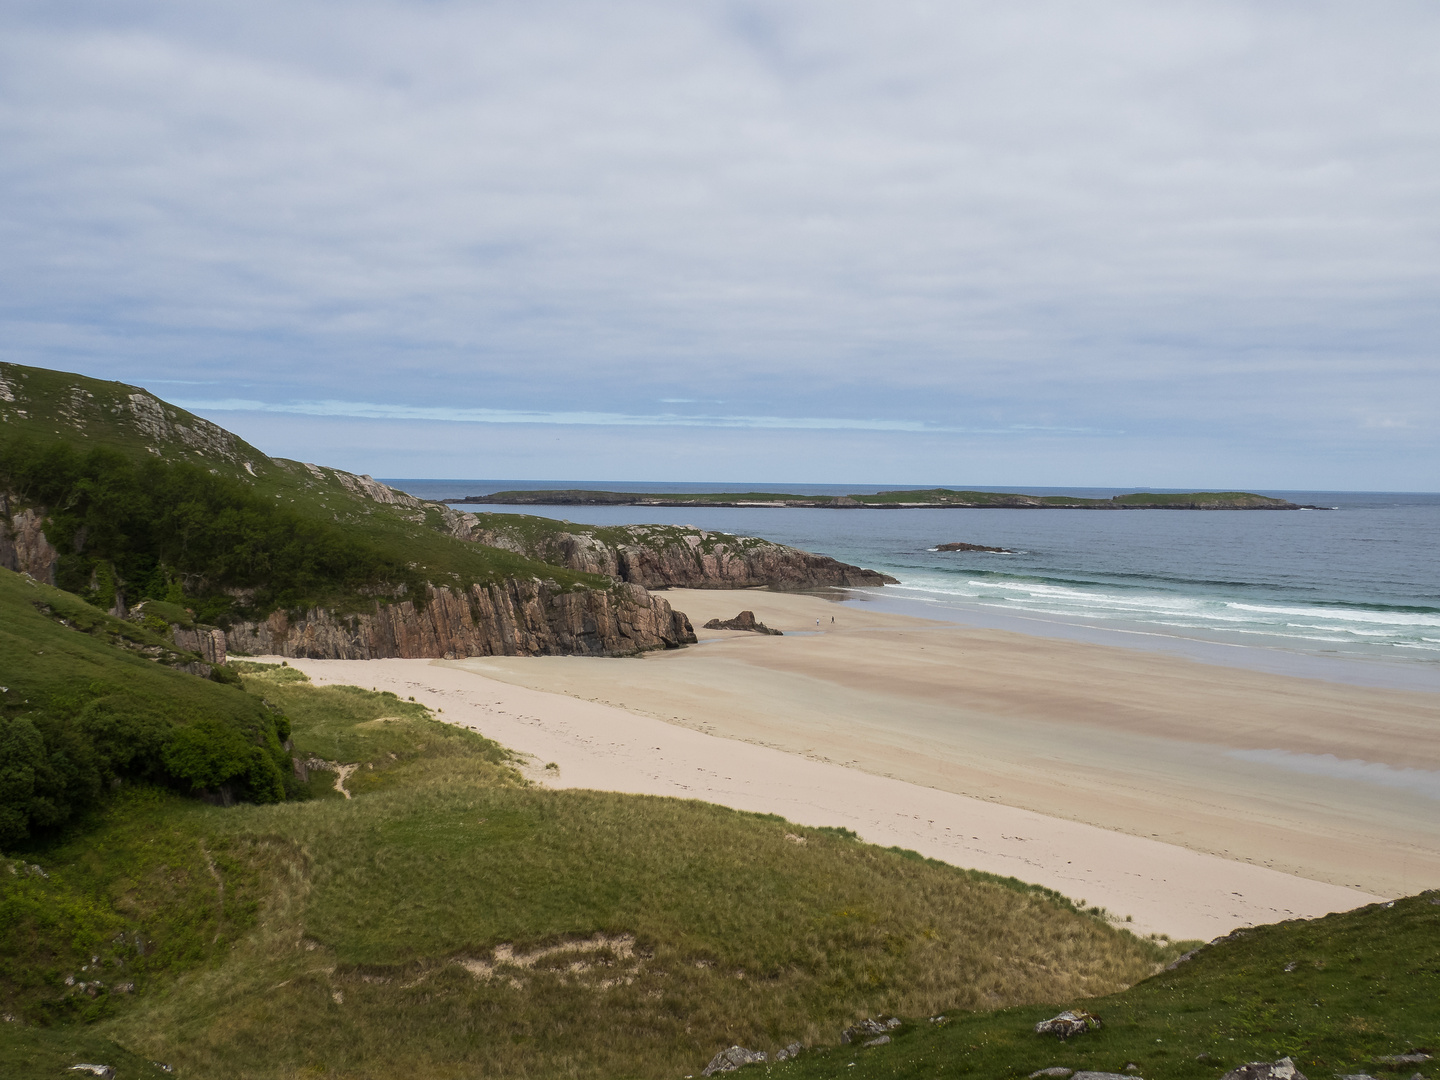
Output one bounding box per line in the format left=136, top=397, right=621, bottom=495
left=767, top=893, right=1440, bottom=1080
left=0, top=567, right=291, bottom=843
left=0, top=361, right=613, bottom=619
left=2, top=666, right=1175, bottom=1079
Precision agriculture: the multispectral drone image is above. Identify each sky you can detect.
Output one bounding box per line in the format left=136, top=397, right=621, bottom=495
left=2, top=1, right=1438, bottom=489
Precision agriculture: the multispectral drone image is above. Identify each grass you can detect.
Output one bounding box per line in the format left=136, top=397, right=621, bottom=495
left=0, top=361, right=612, bottom=617
left=766, top=892, right=1440, bottom=1080
left=2, top=665, right=1176, bottom=1079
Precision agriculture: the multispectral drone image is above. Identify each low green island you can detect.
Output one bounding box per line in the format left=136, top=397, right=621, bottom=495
left=456, top=488, right=1316, bottom=510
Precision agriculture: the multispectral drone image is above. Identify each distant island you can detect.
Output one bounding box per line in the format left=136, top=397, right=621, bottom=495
left=452, top=488, right=1317, bottom=510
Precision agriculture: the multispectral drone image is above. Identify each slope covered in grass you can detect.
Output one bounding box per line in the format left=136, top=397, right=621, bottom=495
left=0, top=567, right=292, bottom=844
left=769, top=892, right=1439, bottom=1080
left=0, top=361, right=610, bottom=622
left=1, top=665, right=1172, bottom=1079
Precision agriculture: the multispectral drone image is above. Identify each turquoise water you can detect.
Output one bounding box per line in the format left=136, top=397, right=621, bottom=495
left=388, top=481, right=1440, bottom=690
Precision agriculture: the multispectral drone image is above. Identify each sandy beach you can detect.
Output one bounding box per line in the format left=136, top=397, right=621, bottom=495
left=275, top=584, right=1440, bottom=940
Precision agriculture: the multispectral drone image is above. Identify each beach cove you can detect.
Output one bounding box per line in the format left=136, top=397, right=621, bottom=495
left=275, top=587, right=1438, bottom=940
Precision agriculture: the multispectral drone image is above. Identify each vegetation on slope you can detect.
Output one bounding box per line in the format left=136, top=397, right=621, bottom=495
left=0, top=362, right=612, bottom=618
left=0, top=568, right=294, bottom=845
left=770, top=892, right=1439, bottom=1080
left=0, top=665, right=1172, bottom=1079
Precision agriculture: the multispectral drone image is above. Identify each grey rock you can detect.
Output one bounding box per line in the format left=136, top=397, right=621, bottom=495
left=1073, top=1073, right=1137, bottom=1080
left=1165, top=948, right=1202, bottom=971
left=225, top=579, right=695, bottom=660
left=702, top=1046, right=768, bottom=1075
left=1376, top=1057, right=1432, bottom=1067
left=1338, top=1074, right=1380, bottom=1080
left=1220, top=1057, right=1308, bottom=1080
left=68, top=1067, right=115, bottom=1079
left=1035, top=1010, right=1103, bottom=1039
left=862, top=1036, right=891, bottom=1048
left=1029, top=1069, right=1073, bottom=1078
left=841, top=1017, right=902, bottom=1044
left=703, top=610, right=782, bottom=635
left=773, top=1043, right=803, bottom=1063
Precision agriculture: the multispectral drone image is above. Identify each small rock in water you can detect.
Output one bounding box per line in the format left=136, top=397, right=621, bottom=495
left=1034, top=1010, right=1103, bottom=1039
left=1219, top=1057, right=1308, bottom=1080
left=702, top=1046, right=768, bottom=1075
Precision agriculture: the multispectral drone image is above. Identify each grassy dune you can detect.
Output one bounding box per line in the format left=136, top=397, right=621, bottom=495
left=1, top=665, right=1171, bottom=1079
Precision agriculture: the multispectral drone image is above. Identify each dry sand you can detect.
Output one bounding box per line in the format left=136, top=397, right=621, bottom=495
left=278, top=582, right=1434, bottom=940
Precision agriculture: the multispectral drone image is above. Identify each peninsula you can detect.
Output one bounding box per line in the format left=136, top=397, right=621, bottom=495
left=453, top=488, right=1311, bottom=509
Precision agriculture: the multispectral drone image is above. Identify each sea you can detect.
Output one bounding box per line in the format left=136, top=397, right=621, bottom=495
left=385, top=480, right=1440, bottom=694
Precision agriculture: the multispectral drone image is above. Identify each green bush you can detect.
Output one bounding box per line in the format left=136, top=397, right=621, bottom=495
left=0, top=436, right=424, bottom=620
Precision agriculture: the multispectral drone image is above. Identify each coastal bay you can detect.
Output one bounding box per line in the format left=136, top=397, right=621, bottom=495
left=398, top=589, right=1438, bottom=905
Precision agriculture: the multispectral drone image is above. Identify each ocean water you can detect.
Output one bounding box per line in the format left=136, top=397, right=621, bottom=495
left=387, top=480, right=1440, bottom=691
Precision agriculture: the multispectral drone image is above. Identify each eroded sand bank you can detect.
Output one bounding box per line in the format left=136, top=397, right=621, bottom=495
left=279, top=592, right=1418, bottom=939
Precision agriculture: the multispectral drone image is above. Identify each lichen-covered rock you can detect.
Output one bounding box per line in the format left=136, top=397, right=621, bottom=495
left=841, top=1017, right=902, bottom=1044
left=1034, top=1010, right=1102, bottom=1039
left=464, top=521, right=895, bottom=590
left=774, top=1042, right=803, bottom=1062
left=702, top=1045, right=768, bottom=1075
left=1219, top=1058, right=1307, bottom=1080
left=702, top=610, right=782, bottom=635
left=225, top=580, right=695, bottom=660
left=0, top=495, right=58, bottom=585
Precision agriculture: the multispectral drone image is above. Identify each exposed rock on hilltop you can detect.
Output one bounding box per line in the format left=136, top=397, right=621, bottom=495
left=225, top=580, right=694, bottom=659
left=458, top=518, right=897, bottom=590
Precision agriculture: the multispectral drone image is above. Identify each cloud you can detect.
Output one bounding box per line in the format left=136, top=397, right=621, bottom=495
left=0, top=0, right=1437, bottom=484
left=172, top=397, right=1110, bottom=435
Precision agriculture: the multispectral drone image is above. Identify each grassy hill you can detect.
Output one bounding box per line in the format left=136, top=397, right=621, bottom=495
left=0, top=361, right=610, bottom=625
left=0, top=567, right=293, bottom=845
left=0, top=660, right=1176, bottom=1079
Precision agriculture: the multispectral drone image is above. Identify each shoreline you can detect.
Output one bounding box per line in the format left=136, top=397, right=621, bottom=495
left=844, top=587, right=1440, bottom=693
left=428, top=588, right=1440, bottom=902
left=277, top=654, right=1385, bottom=942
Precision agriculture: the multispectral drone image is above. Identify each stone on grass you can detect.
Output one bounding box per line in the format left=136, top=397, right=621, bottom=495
left=774, top=1043, right=803, bottom=1063
left=68, top=1068, right=115, bottom=1079
left=1073, top=1072, right=1137, bottom=1080
left=1029, top=1069, right=1073, bottom=1078
left=863, top=1036, right=891, bottom=1048
left=841, top=1017, right=902, bottom=1044
left=1034, top=1010, right=1103, bottom=1039
left=702, top=1046, right=768, bottom=1075
left=1219, top=1057, right=1308, bottom=1080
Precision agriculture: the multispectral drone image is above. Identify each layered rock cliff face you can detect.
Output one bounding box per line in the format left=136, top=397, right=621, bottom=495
left=224, top=579, right=696, bottom=660
left=0, top=493, right=58, bottom=585
left=463, top=522, right=897, bottom=590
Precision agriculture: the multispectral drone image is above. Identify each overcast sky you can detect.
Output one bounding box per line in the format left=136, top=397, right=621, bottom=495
left=3, top=1, right=1437, bottom=488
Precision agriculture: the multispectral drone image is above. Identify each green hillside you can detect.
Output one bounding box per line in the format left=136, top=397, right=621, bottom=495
left=0, top=362, right=610, bottom=624
left=0, top=662, right=1175, bottom=1080
left=0, top=567, right=294, bottom=845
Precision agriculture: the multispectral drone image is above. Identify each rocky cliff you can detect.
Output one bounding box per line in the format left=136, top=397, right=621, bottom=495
left=224, top=579, right=695, bottom=660
left=0, top=493, right=58, bottom=585
left=461, top=520, right=897, bottom=590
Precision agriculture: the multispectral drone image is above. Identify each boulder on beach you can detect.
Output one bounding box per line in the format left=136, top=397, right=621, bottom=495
left=702, top=610, right=783, bottom=635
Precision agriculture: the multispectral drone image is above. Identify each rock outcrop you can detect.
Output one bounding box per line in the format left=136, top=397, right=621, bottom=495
left=463, top=521, right=896, bottom=591
left=1220, top=1058, right=1307, bottom=1080
left=1034, top=1010, right=1102, bottom=1039
left=0, top=494, right=58, bottom=584
left=224, top=580, right=695, bottom=660
left=703, top=610, right=782, bottom=635
left=702, top=1046, right=769, bottom=1075
left=935, top=541, right=1012, bottom=553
